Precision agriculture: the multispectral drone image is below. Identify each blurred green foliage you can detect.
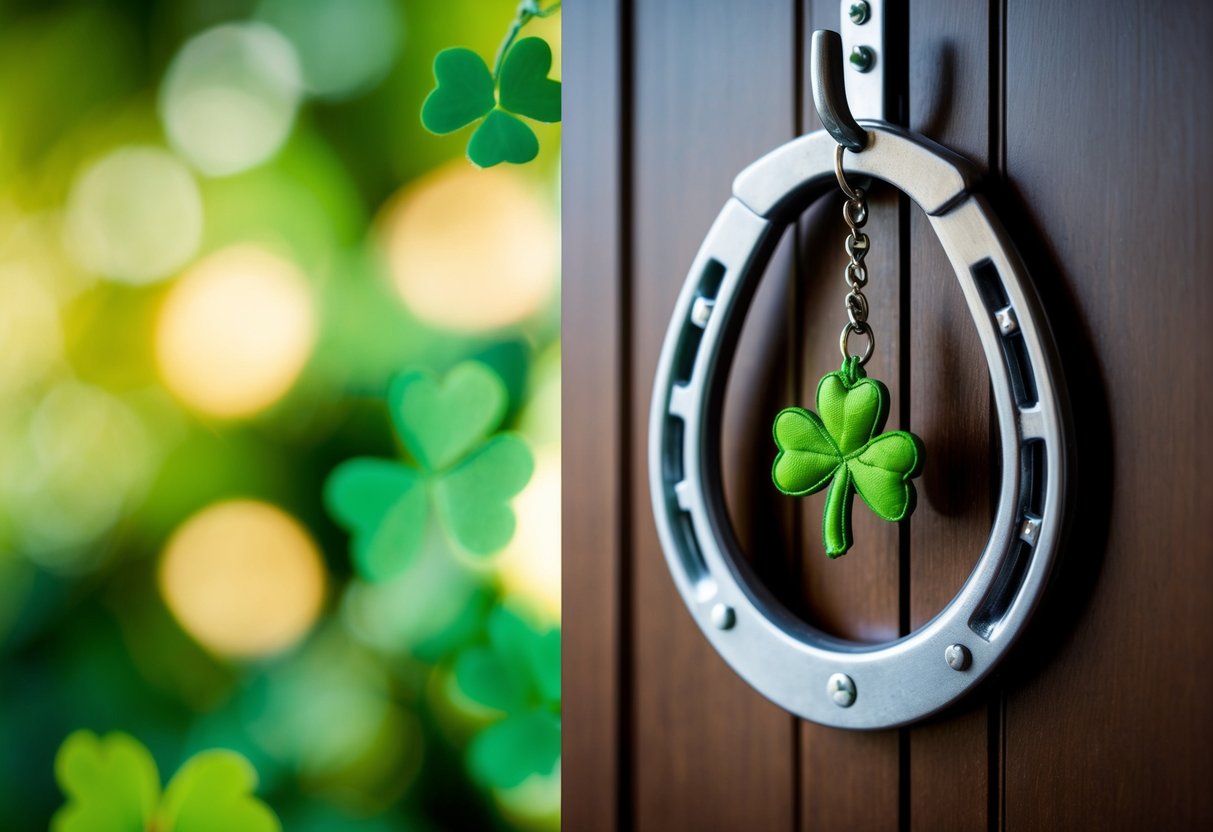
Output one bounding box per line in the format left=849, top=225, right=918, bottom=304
left=0, top=0, right=561, bottom=829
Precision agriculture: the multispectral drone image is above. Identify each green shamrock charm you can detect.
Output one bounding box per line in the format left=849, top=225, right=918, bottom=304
left=421, top=37, right=561, bottom=167
left=52, top=730, right=279, bottom=832
left=326, top=361, right=534, bottom=581
left=772, top=356, right=924, bottom=558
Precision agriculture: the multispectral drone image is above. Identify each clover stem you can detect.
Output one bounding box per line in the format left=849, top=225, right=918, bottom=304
left=493, top=0, right=562, bottom=80
left=822, top=467, right=856, bottom=558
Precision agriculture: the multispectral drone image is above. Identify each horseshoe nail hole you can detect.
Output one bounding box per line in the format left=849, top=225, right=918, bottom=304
left=972, top=260, right=1038, bottom=407
left=972, top=258, right=1010, bottom=310
left=698, top=258, right=726, bottom=299
left=1022, top=438, right=1046, bottom=516
left=672, top=324, right=703, bottom=384
left=970, top=538, right=1032, bottom=641
left=1002, top=332, right=1038, bottom=407
left=662, top=416, right=684, bottom=483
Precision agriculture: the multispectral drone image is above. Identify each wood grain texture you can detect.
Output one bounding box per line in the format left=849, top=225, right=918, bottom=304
left=906, top=1, right=994, bottom=829
left=560, top=2, right=623, bottom=828
left=796, top=2, right=902, bottom=829
left=628, top=1, right=800, bottom=829
left=1003, top=0, right=1213, bottom=827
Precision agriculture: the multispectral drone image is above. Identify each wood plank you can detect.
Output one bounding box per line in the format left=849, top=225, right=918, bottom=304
left=1003, top=0, right=1213, bottom=826
left=906, top=1, right=995, bottom=830
left=561, top=2, right=623, bottom=828
left=796, top=2, right=902, bottom=829
left=629, top=0, right=799, bottom=828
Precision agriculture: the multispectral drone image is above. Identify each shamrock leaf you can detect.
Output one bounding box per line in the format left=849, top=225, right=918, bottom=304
left=468, top=109, right=540, bottom=168
left=772, top=357, right=924, bottom=557
left=467, top=710, right=561, bottom=790
left=53, top=731, right=280, bottom=832
left=156, top=750, right=279, bottom=832
left=498, top=37, right=561, bottom=123
left=434, top=434, right=534, bottom=555
left=420, top=48, right=495, bottom=134
left=53, top=731, right=159, bottom=832
left=326, top=459, right=427, bottom=582
left=391, top=362, right=507, bottom=473
left=421, top=36, right=561, bottom=167
left=454, top=607, right=561, bottom=791
left=326, top=362, right=533, bottom=580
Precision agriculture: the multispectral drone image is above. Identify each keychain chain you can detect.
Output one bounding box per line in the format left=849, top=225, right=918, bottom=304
left=835, top=144, right=874, bottom=365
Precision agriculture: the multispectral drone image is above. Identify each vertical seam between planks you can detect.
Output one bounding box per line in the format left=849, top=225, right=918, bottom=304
left=617, top=0, right=636, bottom=827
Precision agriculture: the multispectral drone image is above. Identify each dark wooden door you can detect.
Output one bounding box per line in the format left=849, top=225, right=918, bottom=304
left=562, top=1, right=1213, bottom=829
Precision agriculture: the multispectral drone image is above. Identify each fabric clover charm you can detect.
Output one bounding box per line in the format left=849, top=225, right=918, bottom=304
left=421, top=37, right=561, bottom=167
left=52, top=730, right=279, bottom=832
left=772, top=356, right=924, bottom=558
left=326, top=361, right=534, bottom=581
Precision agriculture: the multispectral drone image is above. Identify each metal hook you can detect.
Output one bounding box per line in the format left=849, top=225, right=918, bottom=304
left=810, top=30, right=868, bottom=151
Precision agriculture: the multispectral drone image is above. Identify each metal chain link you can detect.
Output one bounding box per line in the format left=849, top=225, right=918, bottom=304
left=835, top=144, right=874, bottom=365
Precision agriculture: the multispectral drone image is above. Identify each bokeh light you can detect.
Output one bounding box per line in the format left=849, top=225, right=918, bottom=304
left=257, top=0, right=402, bottom=100
left=381, top=163, right=559, bottom=333
left=62, top=146, right=203, bottom=284
left=496, top=450, right=561, bottom=624
left=155, top=245, right=316, bottom=419
left=159, top=500, right=326, bottom=658
left=0, top=381, right=154, bottom=571
left=0, top=266, right=62, bottom=395
left=160, top=22, right=303, bottom=177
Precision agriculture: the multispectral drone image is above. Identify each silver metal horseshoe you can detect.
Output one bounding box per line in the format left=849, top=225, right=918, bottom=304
left=646, top=120, right=1071, bottom=729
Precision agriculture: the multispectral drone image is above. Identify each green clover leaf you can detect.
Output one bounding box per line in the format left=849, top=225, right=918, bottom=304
left=467, top=109, right=540, bottom=168
left=420, top=48, right=496, bottom=134
left=453, top=607, right=561, bottom=790
left=156, top=750, right=279, bottom=832
left=772, top=357, right=924, bottom=558
left=325, top=362, right=534, bottom=581
left=421, top=37, right=561, bottom=168
left=468, top=710, right=561, bottom=790
left=53, top=731, right=279, bottom=832
left=498, top=37, right=561, bottom=123
left=53, top=731, right=159, bottom=832
left=393, top=362, right=507, bottom=473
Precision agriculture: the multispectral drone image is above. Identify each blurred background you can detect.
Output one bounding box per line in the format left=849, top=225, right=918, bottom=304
left=0, top=0, right=560, bottom=828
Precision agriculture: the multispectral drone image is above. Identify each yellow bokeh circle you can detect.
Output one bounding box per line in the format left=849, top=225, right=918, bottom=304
left=380, top=163, right=558, bottom=333
left=155, top=245, right=316, bottom=418
left=159, top=500, right=326, bottom=658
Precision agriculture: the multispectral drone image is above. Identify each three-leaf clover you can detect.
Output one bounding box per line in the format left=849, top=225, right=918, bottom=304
left=326, top=361, right=534, bottom=581
left=453, top=606, right=560, bottom=791
left=421, top=36, right=561, bottom=167
left=772, top=356, right=924, bottom=558
left=52, top=730, right=279, bottom=832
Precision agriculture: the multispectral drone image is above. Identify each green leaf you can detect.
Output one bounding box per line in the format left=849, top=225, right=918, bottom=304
left=157, top=750, right=280, bottom=832
left=421, top=48, right=495, bottom=134
left=325, top=458, right=428, bottom=581
left=815, top=365, right=889, bottom=454
left=454, top=646, right=530, bottom=713
left=467, top=710, right=561, bottom=790
left=498, top=37, right=561, bottom=123
left=390, top=362, right=507, bottom=473
left=52, top=730, right=160, bottom=832
left=771, top=407, right=842, bottom=496
left=487, top=607, right=561, bottom=705
left=848, top=431, right=924, bottom=521
left=434, top=434, right=533, bottom=555
left=467, top=109, right=539, bottom=167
